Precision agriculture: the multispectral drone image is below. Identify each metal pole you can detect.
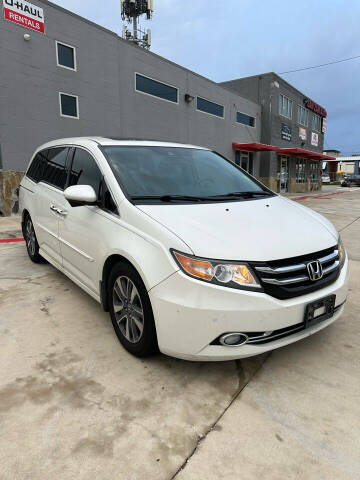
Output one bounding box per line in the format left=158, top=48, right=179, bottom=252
left=133, top=16, right=138, bottom=40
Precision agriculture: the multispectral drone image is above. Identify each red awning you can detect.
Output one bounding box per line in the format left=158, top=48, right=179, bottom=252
left=232, top=142, right=279, bottom=153
left=277, top=148, right=336, bottom=161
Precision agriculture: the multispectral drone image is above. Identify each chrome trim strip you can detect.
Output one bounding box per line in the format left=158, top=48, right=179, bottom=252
left=322, top=261, right=340, bottom=275
left=319, top=250, right=339, bottom=264
left=247, top=325, right=304, bottom=344
left=261, top=274, right=309, bottom=285
left=255, top=263, right=306, bottom=275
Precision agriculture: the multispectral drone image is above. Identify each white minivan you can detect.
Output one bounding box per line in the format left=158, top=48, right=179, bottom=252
left=20, top=138, right=349, bottom=361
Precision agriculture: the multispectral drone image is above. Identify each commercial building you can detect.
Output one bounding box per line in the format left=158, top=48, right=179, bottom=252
left=0, top=0, right=333, bottom=214
left=0, top=0, right=261, bottom=175
left=323, top=150, right=360, bottom=180
left=221, top=73, right=334, bottom=193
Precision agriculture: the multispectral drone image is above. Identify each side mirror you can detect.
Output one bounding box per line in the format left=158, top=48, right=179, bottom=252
left=64, top=185, right=97, bottom=207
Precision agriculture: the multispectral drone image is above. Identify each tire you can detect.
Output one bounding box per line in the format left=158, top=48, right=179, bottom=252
left=23, top=214, right=46, bottom=263
left=108, top=261, right=159, bottom=358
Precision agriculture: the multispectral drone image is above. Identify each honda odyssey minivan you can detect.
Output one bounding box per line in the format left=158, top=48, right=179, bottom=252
left=20, top=138, right=349, bottom=361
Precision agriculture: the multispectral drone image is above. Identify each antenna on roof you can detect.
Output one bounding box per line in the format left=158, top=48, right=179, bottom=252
left=121, top=0, right=154, bottom=49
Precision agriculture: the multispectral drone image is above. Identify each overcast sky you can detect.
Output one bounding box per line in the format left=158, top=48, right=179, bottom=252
left=53, top=0, right=360, bottom=155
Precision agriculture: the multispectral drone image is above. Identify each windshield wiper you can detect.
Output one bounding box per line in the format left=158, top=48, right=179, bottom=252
left=218, top=191, right=274, bottom=198
left=131, top=195, right=221, bottom=202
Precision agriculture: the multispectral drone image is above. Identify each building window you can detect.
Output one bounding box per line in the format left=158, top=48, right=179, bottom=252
left=236, top=112, right=255, bottom=127
left=196, top=97, right=224, bottom=118
left=297, top=105, right=309, bottom=126
left=59, top=93, right=79, bottom=119
left=296, top=158, right=306, bottom=183
left=56, top=41, right=76, bottom=71
left=235, top=151, right=253, bottom=175
left=279, top=94, right=293, bottom=119
left=312, top=114, right=321, bottom=132
left=310, top=161, right=320, bottom=182
left=135, top=73, right=178, bottom=103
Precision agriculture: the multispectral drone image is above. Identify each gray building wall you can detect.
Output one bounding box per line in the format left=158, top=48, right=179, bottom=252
left=0, top=0, right=261, bottom=172
left=221, top=73, right=326, bottom=180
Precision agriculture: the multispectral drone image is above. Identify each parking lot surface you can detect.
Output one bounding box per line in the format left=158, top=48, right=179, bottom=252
left=0, top=188, right=359, bottom=480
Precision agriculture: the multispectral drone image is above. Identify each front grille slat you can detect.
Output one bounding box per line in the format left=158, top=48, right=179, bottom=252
left=251, top=245, right=340, bottom=300
left=262, top=274, right=309, bottom=286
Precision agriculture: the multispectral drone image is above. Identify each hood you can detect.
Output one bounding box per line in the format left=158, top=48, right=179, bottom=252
left=137, top=196, right=339, bottom=261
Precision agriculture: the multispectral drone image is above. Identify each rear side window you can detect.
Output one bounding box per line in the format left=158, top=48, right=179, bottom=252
left=27, top=149, right=48, bottom=182
left=42, top=147, right=69, bottom=189
left=69, top=148, right=103, bottom=197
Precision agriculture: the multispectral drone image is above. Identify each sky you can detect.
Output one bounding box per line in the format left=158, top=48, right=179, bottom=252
left=52, top=0, right=360, bottom=155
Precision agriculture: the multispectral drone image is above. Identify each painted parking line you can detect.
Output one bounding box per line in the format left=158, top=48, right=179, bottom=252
left=0, top=237, right=25, bottom=244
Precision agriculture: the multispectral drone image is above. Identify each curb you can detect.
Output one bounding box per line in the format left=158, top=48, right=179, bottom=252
left=0, top=237, right=25, bottom=244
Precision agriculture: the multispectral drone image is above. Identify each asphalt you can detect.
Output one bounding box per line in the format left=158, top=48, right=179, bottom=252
left=0, top=187, right=359, bottom=479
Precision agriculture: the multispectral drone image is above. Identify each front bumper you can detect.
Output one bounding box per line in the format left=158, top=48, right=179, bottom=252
left=149, top=256, right=349, bottom=361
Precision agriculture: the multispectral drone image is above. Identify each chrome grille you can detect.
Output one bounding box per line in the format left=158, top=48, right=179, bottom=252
left=251, top=245, right=340, bottom=299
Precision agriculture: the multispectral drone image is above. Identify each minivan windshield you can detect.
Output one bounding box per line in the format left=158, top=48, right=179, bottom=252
left=102, top=146, right=273, bottom=203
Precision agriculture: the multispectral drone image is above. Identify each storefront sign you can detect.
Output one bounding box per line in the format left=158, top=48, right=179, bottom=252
left=281, top=124, right=292, bottom=142
left=322, top=117, right=327, bottom=133
left=299, top=127, right=307, bottom=141
left=3, top=0, right=45, bottom=34
left=311, top=132, right=319, bottom=147
left=304, top=98, right=327, bottom=117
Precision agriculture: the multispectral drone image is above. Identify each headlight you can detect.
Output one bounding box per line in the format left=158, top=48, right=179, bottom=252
left=338, top=237, right=346, bottom=269
left=172, top=251, right=261, bottom=290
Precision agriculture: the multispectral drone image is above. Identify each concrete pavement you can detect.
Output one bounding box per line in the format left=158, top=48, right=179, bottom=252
left=0, top=189, right=359, bottom=479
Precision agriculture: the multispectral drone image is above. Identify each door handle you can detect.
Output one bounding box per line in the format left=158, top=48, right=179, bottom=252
left=50, top=205, right=68, bottom=217
left=57, top=209, right=68, bottom=217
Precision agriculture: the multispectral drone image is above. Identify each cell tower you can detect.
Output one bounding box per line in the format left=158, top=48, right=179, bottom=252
left=121, top=0, right=154, bottom=50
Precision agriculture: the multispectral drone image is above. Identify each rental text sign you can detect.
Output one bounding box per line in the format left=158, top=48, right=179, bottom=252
left=3, top=0, right=45, bottom=34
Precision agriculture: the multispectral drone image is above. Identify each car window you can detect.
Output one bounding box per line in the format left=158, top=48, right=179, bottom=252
left=68, top=148, right=118, bottom=214
left=26, top=149, right=48, bottom=183
left=69, top=148, right=104, bottom=197
left=42, top=147, right=69, bottom=189
left=102, top=146, right=267, bottom=201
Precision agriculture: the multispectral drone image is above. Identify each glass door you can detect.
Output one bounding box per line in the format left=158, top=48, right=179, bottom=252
left=278, top=156, right=289, bottom=193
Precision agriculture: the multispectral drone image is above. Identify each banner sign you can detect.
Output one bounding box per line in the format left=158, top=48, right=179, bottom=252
left=304, top=98, right=327, bottom=118
left=311, top=132, right=319, bottom=147
left=281, top=123, right=292, bottom=142
left=322, top=117, right=327, bottom=134
left=299, top=127, right=307, bottom=141
left=3, top=0, right=45, bottom=34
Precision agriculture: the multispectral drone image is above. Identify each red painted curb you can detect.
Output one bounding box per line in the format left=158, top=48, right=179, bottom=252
left=0, top=237, right=25, bottom=244
left=294, top=191, right=349, bottom=202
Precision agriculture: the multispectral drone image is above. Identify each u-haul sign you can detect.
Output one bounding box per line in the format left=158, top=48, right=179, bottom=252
left=3, top=0, right=45, bottom=34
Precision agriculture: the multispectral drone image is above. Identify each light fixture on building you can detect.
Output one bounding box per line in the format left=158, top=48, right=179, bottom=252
left=24, top=33, right=31, bottom=41
left=185, top=94, right=195, bottom=103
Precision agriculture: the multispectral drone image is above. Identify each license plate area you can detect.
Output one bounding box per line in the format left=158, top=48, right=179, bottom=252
left=305, top=295, right=336, bottom=328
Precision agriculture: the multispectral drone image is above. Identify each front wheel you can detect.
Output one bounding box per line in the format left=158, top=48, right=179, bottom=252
left=108, top=261, right=159, bottom=357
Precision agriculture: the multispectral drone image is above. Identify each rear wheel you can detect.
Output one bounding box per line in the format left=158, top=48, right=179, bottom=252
left=108, top=261, right=158, bottom=357
left=24, top=214, right=46, bottom=263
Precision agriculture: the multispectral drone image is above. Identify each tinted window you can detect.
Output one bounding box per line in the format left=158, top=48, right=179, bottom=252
left=57, top=42, right=76, bottom=70
left=102, top=147, right=267, bottom=201
left=69, top=148, right=103, bottom=197
left=42, top=147, right=69, bottom=189
left=135, top=74, right=178, bottom=103
left=197, top=97, right=224, bottom=118
left=60, top=93, right=78, bottom=118
left=236, top=112, right=255, bottom=127
left=27, top=149, right=48, bottom=182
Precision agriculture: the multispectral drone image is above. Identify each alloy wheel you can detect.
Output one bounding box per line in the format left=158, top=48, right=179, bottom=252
left=113, top=276, right=144, bottom=343
left=26, top=218, right=36, bottom=257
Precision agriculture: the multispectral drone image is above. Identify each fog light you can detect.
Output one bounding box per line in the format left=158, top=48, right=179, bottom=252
left=219, top=333, right=248, bottom=346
